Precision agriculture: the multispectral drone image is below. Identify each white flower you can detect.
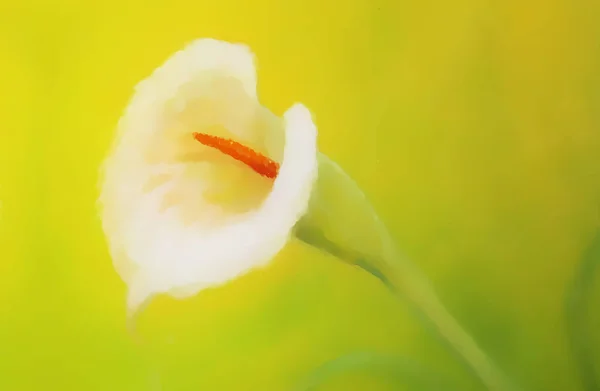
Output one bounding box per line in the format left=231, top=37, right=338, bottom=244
left=96, top=39, right=508, bottom=391
left=98, top=38, right=318, bottom=316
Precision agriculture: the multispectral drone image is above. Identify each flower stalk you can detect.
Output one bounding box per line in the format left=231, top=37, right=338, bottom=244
left=295, top=154, right=516, bottom=391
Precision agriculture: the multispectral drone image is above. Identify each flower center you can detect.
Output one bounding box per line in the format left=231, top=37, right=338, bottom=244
left=192, top=132, right=280, bottom=179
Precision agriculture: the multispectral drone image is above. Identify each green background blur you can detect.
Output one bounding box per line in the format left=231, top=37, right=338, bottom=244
left=1, top=0, right=600, bottom=390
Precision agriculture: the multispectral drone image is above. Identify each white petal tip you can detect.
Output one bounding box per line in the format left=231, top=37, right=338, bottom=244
left=284, top=103, right=312, bottom=121
left=126, top=275, right=155, bottom=320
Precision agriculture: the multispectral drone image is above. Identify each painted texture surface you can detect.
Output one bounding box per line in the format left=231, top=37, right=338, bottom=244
left=0, top=0, right=599, bottom=390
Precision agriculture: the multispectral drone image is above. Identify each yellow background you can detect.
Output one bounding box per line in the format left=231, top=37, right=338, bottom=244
left=1, top=0, right=599, bottom=390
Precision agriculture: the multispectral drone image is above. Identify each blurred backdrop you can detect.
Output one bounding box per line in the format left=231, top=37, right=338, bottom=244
left=1, top=0, right=599, bottom=390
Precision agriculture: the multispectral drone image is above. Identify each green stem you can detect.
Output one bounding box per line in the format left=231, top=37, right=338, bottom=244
left=376, top=253, right=514, bottom=391
left=296, top=224, right=516, bottom=391
left=565, top=230, right=600, bottom=391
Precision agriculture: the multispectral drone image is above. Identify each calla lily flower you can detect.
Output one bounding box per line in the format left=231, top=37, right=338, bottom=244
left=99, top=38, right=318, bottom=316
left=99, top=38, right=511, bottom=391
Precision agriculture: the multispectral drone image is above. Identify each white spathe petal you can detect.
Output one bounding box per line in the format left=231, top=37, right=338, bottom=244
left=98, top=38, right=318, bottom=316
